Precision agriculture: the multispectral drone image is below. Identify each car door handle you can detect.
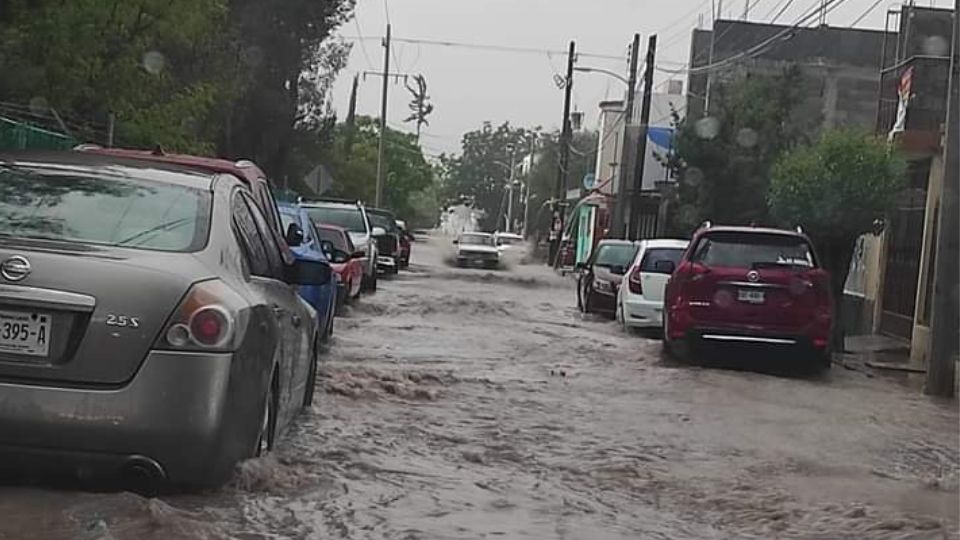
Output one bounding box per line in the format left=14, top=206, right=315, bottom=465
left=291, top=314, right=302, bottom=327
left=272, top=305, right=284, bottom=319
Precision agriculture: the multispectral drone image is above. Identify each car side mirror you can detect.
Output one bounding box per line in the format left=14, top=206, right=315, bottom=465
left=610, top=264, right=627, bottom=276
left=285, top=259, right=331, bottom=286
left=352, top=249, right=366, bottom=259
left=371, top=226, right=386, bottom=237
left=285, top=223, right=304, bottom=247
left=319, top=239, right=335, bottom=257
left=654, top=260, right=676, bottom=274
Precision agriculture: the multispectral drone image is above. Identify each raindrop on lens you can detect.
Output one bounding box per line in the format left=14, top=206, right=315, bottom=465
left=142, top=51, right=166, bottom=75
left=922, top=35, right=950, bottom=57
left=736, top=128, right=759, bottom=148
left=694, top=117, right=721, bottom=140
left=685, top=167, right=704, bottom=187
left=241, top=46, right=264, bottom=68
left=28, top=96, right=49, bottom=115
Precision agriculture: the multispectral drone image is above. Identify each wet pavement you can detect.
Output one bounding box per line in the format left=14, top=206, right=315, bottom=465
left=1, top=233, right=958, bottom=540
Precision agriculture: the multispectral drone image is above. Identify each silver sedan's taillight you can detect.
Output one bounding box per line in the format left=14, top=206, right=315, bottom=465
left=157, top=280, right=249, bottom=352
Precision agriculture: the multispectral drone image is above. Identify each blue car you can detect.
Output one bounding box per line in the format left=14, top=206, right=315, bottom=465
left=279, top=203, right=336, bottom=343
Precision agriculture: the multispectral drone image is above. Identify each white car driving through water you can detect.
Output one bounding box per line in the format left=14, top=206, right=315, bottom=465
left=454, top=232, right=500, bottom=269
left=616, top=239, right=688, bottom=332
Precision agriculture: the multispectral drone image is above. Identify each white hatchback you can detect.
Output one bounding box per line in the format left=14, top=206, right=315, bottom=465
left=616, top=239, right=689, bottom=331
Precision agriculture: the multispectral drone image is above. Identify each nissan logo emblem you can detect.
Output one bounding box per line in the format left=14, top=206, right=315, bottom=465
left=747, top=270, right=760, bottom=283
left=0, top=256, right=31, bottom=282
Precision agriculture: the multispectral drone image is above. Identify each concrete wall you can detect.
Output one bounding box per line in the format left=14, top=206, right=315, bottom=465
left=909, top=153, right=946, bottom=367
left=685, top=20, right=894, bottom=132
left=595, top=101, right=624, bottom=197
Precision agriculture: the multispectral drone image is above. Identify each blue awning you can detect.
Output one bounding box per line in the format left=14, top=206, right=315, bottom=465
left=647, top=126, right=673, bottom=150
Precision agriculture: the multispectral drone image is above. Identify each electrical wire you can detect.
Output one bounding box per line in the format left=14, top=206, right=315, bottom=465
left=340, top=36, right=624, bottom=62
left=848, top=0, right=887, bottom=27
left=655, top=0, right=851, bottom=75
left=352, top=17, right=375, bottom=69
left=769, top=0, right=799, bottom=23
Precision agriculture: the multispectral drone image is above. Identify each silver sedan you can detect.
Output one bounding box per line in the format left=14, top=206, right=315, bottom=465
left=0, top=152, right=329, bottom=487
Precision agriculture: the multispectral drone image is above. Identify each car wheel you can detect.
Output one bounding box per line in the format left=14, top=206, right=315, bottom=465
left=255, top=374, right=278, bottom=457
left=303, top=335, right=320, bottom=408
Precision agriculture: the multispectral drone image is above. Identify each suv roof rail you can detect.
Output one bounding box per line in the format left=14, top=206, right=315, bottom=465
left=302, top=196, right=362, bottom=206
left=697, top=220, right=712, bottom=231
left=234, top=159, right=256, bottom=169
left=795, top=225, right=805, bottom=234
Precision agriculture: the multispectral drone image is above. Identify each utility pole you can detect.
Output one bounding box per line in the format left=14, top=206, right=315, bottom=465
left=628, top=35, right=658, bottom=241
left=550, top=41, right=576, bottom=266
left=344, top=74, right=359, bottom=158
left=375, top=23, right=391, bottom=208
left=506, top=144, right=517, bottom=233
left=612, top=33, right=641, bottom=239
left=924, top=0, right=958, bottom=397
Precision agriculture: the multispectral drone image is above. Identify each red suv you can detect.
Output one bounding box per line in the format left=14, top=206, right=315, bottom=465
left=663, top=223, right=833, bottom=368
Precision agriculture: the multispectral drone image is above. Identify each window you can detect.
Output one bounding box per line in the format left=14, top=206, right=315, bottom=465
left=593, top=244, right=639, bottom=268
left=241, top=194, right=284, bottom=279
left=460, top=233, right=496, bottom=246
left=256, top=182, right=284, bottom=238
left=232, top=194, right=270, bottom=277
left=317, top=226, right=349, bottom=252
left=0, top=166, right=211, bottom=252
left=305, top=206, right=366, bottom=233
left=692, top=232, right=815, bottom=268
left=639, top=248, right=686, bottom=274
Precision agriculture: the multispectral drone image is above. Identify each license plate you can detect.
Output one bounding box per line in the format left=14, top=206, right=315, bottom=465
left=0, top=309, right=51, bottom=357
left=737, top=289, right=765, bottom=304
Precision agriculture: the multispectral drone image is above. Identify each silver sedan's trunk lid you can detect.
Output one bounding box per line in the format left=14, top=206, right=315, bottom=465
left=0, top=239, right=211, bottom=386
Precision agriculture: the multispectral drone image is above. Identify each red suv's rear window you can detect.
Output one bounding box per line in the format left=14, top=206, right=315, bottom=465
left=690, top=232, right=816, bottom=269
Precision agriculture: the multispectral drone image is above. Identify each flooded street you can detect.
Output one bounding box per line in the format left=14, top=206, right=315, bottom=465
left=1, top=233, right=957, bottom=540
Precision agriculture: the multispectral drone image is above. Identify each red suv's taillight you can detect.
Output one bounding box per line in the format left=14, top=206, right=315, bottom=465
left=157, top=280, right=249, bottom=352
left=627, top=266, right=643, bottom=294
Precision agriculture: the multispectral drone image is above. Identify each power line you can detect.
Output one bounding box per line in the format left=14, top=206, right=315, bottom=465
left=655, top=0, right=851, bottom=75
left=770, top=0, right=798, bottom=23
left=341, top=36, right=624, bottom=61
left=848, top=0, right=886, bottom=27
left=352, top=17, right=375, bottom=68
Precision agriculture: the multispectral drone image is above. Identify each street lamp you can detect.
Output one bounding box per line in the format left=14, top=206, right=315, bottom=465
left=573, top=66, right=630, bottom=87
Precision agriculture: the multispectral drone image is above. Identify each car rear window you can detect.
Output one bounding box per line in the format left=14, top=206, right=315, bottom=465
left=691, top=232, right=815, bottom=268
left=461, top=233, right=495, bottom=246
left=317, top=227, right=348, bottom=251
left=639, top=247, right=686, bottom=274
left=368, top=211, right=399, bottom=233
left=593, top=244, right=638, bottom=267
left=305, top=206, right=366, bottom=233
left=0, top=166, right=210, bottom=252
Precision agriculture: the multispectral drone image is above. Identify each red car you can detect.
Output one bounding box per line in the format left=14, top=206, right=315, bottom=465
left=316, top=224, right=363, bottom=307
left=663, top=223, right=833, bottom=369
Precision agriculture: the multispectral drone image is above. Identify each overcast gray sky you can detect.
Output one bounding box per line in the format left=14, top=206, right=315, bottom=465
left=331, top=0, right=953, bottom=156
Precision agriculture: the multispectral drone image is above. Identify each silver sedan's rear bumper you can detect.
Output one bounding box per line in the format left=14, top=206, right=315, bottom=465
left=0, top=350, right=252, bottom=485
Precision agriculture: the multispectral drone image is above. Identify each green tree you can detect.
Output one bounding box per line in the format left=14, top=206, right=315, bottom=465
left=665, top=67, right=815, bottom=234
left=0, top=0, right=231, bottom=152
left=769, top=130, right=906, bottom=349
left=523, top=129, right=598, bottom=236
left=316, top=116, right=436, bottom=222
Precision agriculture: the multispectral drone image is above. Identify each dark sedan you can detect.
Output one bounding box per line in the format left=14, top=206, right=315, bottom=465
left=576, top=240, right=640, bottom=317
left=0, top=152, right=329, bottom=488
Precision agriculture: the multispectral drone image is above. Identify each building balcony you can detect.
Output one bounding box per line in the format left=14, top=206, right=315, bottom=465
left=876, top=55, right=951, bottom=156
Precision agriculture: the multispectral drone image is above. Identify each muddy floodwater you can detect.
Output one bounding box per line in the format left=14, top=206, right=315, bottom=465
left=1, top=233, right=957, bottom=540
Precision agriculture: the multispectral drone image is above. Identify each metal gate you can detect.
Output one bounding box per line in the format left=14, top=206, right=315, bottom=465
left=879, top=160, right=930, bottom=340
